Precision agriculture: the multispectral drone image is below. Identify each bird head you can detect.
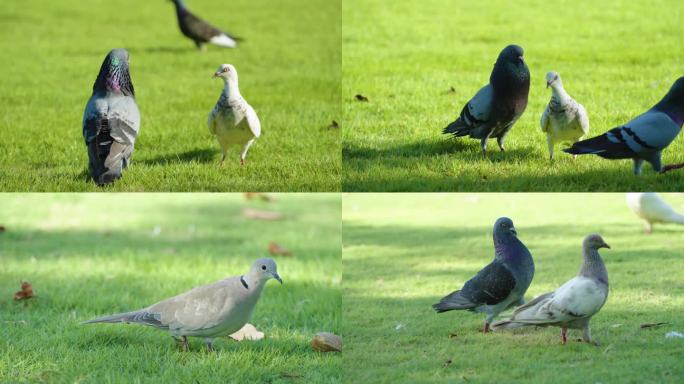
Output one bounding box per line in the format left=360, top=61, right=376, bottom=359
left=93, top=48, right=134, bottom=96
left=494, top=217, right=517, bottom=238
left=583, top=233, right=610, bottom=250
left=213, top=64, right=238, bottom=82
left=545, top=71, right=561, bottom=89
left=250, top=258, right=282, bottom=284
left=499, top=44, right=525, bottom=66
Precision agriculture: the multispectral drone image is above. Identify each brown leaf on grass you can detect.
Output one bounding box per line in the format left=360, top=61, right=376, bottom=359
left=328, top=120, right=339, bottom=129
left=244, top=192, right=273, bottom=202
left=354, top=94, right=369, bottom=102
left=448, top=332, right=458, bottom=339
left=13, top=281, right=35, bottom=301
left=268, top=242, right=293, bottom=257
left=443, top=358, right=453, bottom=368
left=311, top=332, right=342, bottom=352
left=243, top=208, right=283, bottom=221
left=446, top=86, right=456, bottom=94
left=640, top=322, right=669, bottom=329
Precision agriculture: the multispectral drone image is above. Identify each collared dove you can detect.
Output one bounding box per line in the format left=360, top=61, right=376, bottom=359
left=84, top=258, right=281, bottom=352
left=169, top=0, right=241, bottom=50
left=540, top=71, right=590, bottom=160
left=443, top=45, right=530, bottom=156
left=492, top=234, right=610, bottom=345
left=82, top=49, right=140, bottom=185
left=208, top=64, right=261, bottom=166
left=564, top=77, right=684, bottom=174
left=626, top=192, right=684, bottom=233
left=432, top=217, right=535, bottom=333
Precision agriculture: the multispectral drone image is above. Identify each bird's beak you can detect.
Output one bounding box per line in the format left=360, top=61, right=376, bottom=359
left=546, top=81, right=551, bottom=88
left=510, top=227, right=517, bottom=236
left=602, top=242, right=611, bottom=249
left=273, top=272, right=283, bottom=284
left=212, top=71, right=221, bottom=79
left=518, top=55, right=524, bottom=64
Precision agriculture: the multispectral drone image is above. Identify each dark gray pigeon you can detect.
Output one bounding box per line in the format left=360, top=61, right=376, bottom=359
left=564, top=77, right=684, bottom=174
left=432, top=217, right=535, bottom=333
left=443, top=45, right=531, bottom=155
left=82, top=49, right=140, bottom=185
left=170, top=0, right=240, bottom=50
left=492, top=234, right=610, bottom=346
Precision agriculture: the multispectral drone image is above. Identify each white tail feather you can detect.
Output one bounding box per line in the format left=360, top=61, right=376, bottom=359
left=210, top=34, right=237, bottom=48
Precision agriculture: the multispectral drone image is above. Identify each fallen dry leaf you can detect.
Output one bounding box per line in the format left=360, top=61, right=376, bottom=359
left=354, top=94, right=369, bottom=102
left=243, top=208, right=283, bottom=221
left=229, top=323, right=264, bottom=341
left=244, top=192, right=273, bottom=202
left=443, top=358, right=453, bottom=368
left=268, top=242, right=293, bottom=257
left=13, top=281, right=35, bottom=301
left=448, top=332, right=458, bottom=339
left=328, top=120, right=339, bottom=129
left=311, top=332, right=342, bottom=352
left=447, top=86, right=456, bottom=94
left=640, top=322, right=669, bottom=329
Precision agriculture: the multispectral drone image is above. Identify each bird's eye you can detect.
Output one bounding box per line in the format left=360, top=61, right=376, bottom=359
left=554, top=75, right=558, bottom=81
left=261, top=265, right=267, bottom=270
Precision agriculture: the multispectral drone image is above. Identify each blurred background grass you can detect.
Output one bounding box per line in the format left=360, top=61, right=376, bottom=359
left=342, top=193, right=684, bottom=383
left=0, top=193, right=341, bottom=382
left=0, top=0, right=341, bottom=191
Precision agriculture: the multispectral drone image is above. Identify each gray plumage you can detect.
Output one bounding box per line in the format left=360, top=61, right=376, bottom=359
left=443, top=45, right=531, bottom=155
left=491, top=234, right=610, bottom=345
left=432, top=217, right=535, bottom=333
left=540, top=72, right=589, bottom=160
left=84, top=258, right=282, bottom=351
left=208, top=64, right=261, bottom=166
left=564, top=77, right=684, bottom=174
left=82, top=49, right=140, bottom=185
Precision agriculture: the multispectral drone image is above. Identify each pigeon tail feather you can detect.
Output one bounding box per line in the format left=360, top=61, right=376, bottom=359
left=443, top=119, right=470, bottom=137
left=432, top=290, right=477, bottom=312
left=83, top=310, right=164, bottom=327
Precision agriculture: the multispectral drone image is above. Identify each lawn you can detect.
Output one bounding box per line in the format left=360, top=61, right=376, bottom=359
left=0, top=193, right=341, bottom=383
left=0, top=0, right=341, bottom=192
left=342, top=193, right=684, bottom=383
left=342, top=0, right=684, bottom=191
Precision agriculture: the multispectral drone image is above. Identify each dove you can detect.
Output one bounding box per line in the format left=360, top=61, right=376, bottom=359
left=540, top=72, right=590, bottom=160
left=82, top=49, right=140, bottom=185
left=84, top=258, right=282, bottom=352
left=626, top=192, right=684, bottom=233
left=208, top=64, right=261, bottom=166
left=491, top=234, right=610, bottom=345
left=564, top=77, right=684, bottom=174
left=432, top=217, right=535, bottom=333
left=169, top=0, right=241, bottom=50
left=443, top=45, right=531, bottom=155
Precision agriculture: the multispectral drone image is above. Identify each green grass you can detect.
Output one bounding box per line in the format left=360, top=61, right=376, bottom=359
left=342, top=0, right=684, bottom=191
left=0, top=193, right=341, bottom=383
left=0, top=0, right=341, bottom=191
left=342, top=193, right=684, bottom=383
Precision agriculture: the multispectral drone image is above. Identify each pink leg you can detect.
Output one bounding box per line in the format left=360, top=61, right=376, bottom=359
left=481, top=322, right=490, bottom=333
left=240, top=158, right=245, bottom=166
left=561, top=328, right=567, bottom=345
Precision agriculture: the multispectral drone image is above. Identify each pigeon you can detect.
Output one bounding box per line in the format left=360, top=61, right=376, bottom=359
left=564, top=77, right=684, bottom=174
left=83, top=258, right=282, bottom=352
left=208, top=64, right=261, bottom=166
left=169, top=0, right=240, bottom=50
left=432, top=217, right=535, bottom=333
left=443, top=45, right=531, bottom=155
left=540, top=71, right=590, bottom=160
left=491, top=234, right=610, bottom=345
left=626, top=192, right=684, bottom=233
left=82, top=49, right=140, bottom=185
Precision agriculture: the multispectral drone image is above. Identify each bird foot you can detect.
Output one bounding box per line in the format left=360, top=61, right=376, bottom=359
left=240, top=158, right=245, bottom=166
left=480, top=323, right=491, bottom=333
left=175, top=336, right=189, bottom=352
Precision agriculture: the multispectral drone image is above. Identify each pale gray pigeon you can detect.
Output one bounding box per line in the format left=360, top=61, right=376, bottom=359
left=626, top=192, right=684, bottom=233
left=82, top=49, right=140, bottom=185
left=84, top=258, right=282, bottom=351
left=540, top=71, right=589, bottom=160
left=491, top=234, right=610, bottom=345
left=443, top=45, right=531, bottom=156
left=565, top=77, right=684, bottom=174
left=432, top=217, right=535, bottom=333
left=208, top=64, right=261, bottom=166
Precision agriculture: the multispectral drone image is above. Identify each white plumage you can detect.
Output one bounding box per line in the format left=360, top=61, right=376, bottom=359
left=626, top=193, right=684, bottom=233
left=540, top=71, right=589, bottom=160
left=209, top=34, right=237, bottom=48
left=208, top=64, right=261, bottom=166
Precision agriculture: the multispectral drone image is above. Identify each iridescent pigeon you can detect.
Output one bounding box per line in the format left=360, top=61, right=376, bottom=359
left=82, top=49, right=140, bottom=185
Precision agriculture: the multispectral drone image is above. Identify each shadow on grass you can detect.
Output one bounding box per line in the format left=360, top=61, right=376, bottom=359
left=140, top=148, right=216, bottom=166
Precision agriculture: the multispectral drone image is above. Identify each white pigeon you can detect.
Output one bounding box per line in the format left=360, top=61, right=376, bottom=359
left=626, top=193, right=684, bottom=233
left=491, top=234, right=610, bottom=345
left=84, top=258, right=281, bottom=352
left=540, top=71, right=590, bottom=160
left=208, top=64, right=261, bottom=166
